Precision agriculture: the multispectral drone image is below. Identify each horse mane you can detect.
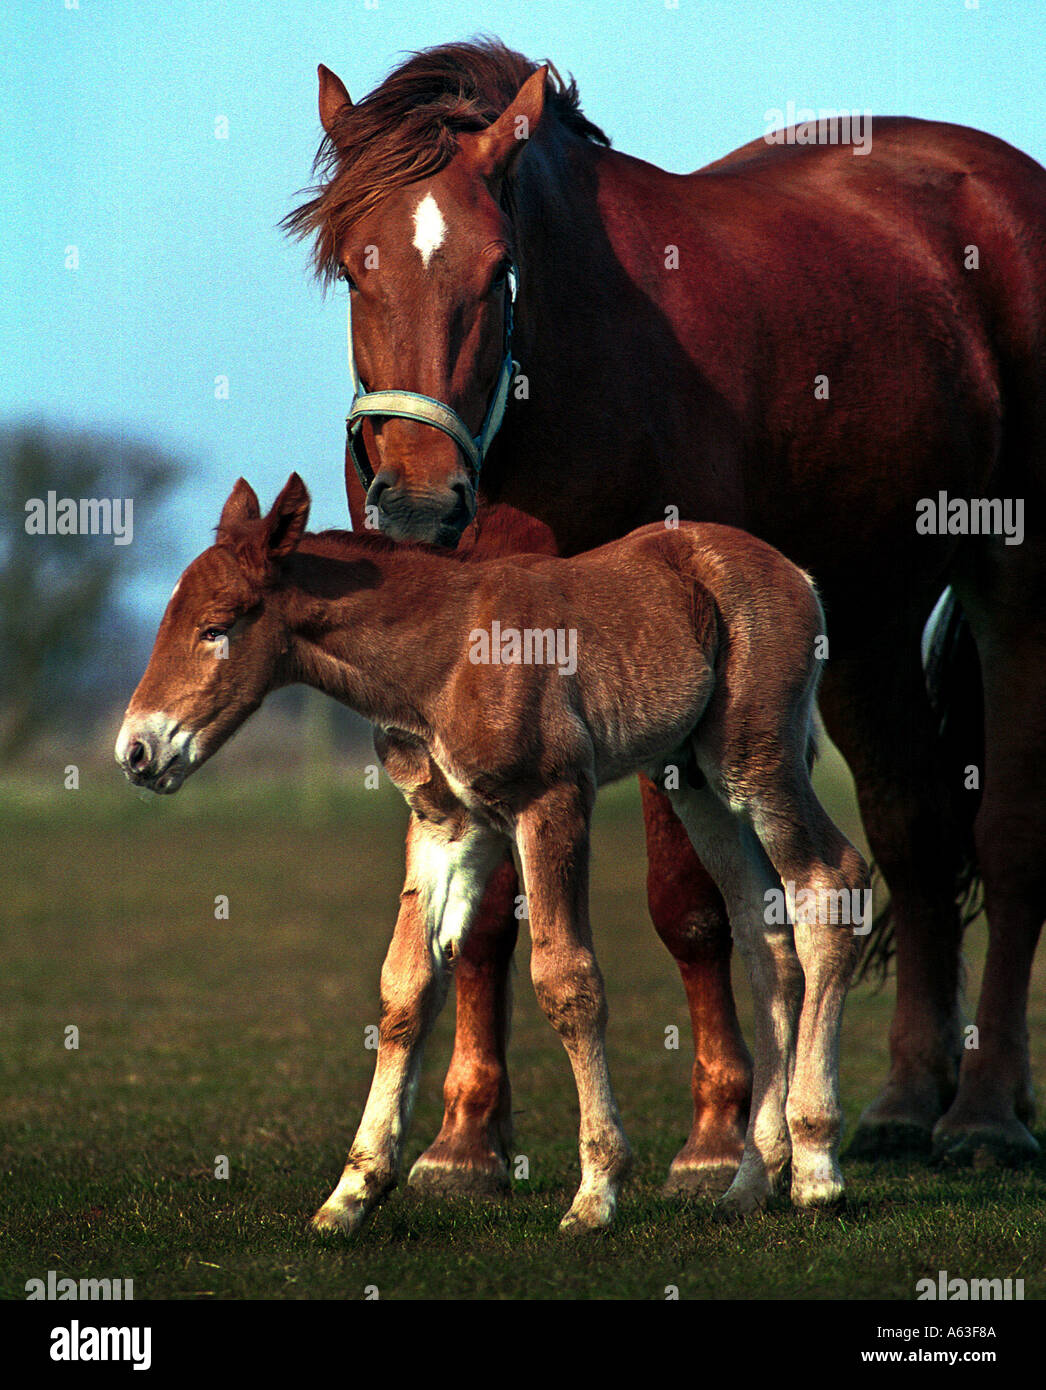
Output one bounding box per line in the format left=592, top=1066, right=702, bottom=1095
left=281, top=35, right=610, bottom=285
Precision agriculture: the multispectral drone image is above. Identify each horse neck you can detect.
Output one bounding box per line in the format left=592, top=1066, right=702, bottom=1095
left=513, top=127, right=609, bottom=356
left=488, top=128, right=664, bottom=549
left=282, top=539, right=470, bottom=732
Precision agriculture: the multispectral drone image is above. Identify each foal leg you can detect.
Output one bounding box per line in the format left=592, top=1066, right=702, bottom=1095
left=640, top=776, right=752, bottom=1196
left=665, top=782, right=804, bottom=1216
left=517, top=781, right=633, bottom=1231
left=313, top=811, right=506, bottom=1233
left=749, top=776, right=867, bottom=1206
left=373, top=731, right=518, bottom=1196
left=408, top=853, right=519, bottom=1195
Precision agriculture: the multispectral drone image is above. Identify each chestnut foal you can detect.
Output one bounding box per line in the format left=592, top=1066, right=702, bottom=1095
left=117, top=474, right=869, bottom=1230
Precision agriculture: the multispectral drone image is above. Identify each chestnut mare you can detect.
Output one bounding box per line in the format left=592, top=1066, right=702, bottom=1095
left=117, top=474, right=869, bottom=1229
left=283, top=40, right=1046, bottom=1182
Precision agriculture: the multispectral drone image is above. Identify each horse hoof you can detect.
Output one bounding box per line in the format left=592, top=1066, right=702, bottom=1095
left=713, top=1183, right=768, bottom=1220
left=792, top=1173, right=846, bottom=1211
left=310, top=1199, right=372, bottom=1236
left=845, top=1117, right=933, bottom=1159
left=931, top=1119, right=1041, bottom=1169
left=407, top=1150, right=511, bottom=1197
left=558, top=1191, right=617, bottom=1232
left=662, top=1159, right=738, bottom=1199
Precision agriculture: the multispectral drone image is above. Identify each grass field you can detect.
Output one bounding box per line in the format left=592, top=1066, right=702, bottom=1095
left=3, top=741, right=1045, bottom=1302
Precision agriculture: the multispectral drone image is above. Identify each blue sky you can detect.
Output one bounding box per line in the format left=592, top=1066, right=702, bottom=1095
left=4, top=0, right=1044, bottom=617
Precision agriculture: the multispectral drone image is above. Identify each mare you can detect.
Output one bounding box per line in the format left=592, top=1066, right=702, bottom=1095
left=281, top=39, right=1046, bottom=1182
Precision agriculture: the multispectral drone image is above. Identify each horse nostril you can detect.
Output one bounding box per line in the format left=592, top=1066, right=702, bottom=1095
left=128, top=739, right=150, bottom=772
left=448, top=482, right=475, bottom=524
left=366, top=471, right=394, bottom=517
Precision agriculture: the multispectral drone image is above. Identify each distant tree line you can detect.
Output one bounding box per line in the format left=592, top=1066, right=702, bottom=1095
left=0, top=424, right=181, bottom=764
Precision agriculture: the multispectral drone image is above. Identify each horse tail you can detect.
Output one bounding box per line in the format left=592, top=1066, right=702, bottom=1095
left=855, top=586, right=984, bottom=983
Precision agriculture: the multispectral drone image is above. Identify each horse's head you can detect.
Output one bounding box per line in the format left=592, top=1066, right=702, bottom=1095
left=286, top=47, right=549, bottom=546
left=115, top=475, right=310, bottom=793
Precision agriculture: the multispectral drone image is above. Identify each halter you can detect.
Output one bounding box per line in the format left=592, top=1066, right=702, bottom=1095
left=345, top=266, right=519, bottom=491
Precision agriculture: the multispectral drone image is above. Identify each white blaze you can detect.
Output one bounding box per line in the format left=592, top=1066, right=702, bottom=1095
left=412, top=192, right=447, bottom=268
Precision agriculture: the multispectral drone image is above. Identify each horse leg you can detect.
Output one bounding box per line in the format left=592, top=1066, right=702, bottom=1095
left=517, top=780, right=633, bottom=1231
left=407, top=854, right=519, bottom=1194
left=664, top=781, right=804, bottom=1215
left=313, top=811, right=506, bottom=1233
left=640, top=777, right=751, bottom=1195
left=932, top=546, right=1046, bottom=1164
left=749, top=780, right=867, bottom=1207
left=818, top=635, right=967, bottom=1156
left=373, top=729, right=518, bottom=1196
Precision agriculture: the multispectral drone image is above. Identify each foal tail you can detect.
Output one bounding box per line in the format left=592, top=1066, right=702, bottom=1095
left=856, top=587, right=985, bottom=982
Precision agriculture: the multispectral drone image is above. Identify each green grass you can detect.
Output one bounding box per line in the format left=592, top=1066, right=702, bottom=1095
left=2, top=753, right=1045, bottom=1300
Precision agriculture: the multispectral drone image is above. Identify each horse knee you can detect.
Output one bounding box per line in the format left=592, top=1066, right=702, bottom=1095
left=531, top=952, right=607, bottom=1045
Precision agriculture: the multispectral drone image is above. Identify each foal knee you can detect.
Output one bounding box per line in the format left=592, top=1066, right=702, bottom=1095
left=531, top=948, right=607, bottom=1045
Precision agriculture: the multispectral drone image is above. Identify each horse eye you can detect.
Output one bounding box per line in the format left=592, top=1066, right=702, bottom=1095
left=339, top=266, right=357, bottom=290
left=202, top=626, right=228, bottom=643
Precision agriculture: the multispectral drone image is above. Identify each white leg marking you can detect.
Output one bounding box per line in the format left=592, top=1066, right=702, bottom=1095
left=412, top=823, right=506, bottom=962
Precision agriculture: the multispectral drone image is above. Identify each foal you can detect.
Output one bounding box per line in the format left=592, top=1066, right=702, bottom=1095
left=117, top=474, right=868, bottom=1231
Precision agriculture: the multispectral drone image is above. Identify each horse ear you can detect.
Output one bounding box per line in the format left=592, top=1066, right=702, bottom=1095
left=264, top=473, right=311, bottom=560
left=461, top=66, right=547, bottom=180
left=217, top=478, right=261, bottom=540
left=318, top=64, right=352, bottom=138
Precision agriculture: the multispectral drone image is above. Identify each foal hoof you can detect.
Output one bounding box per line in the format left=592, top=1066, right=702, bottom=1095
left=931, top=1117, right=1041, bottom=1169
left=407, top=1149, right=511, bottom=1198
left=713, top=1182, right=769, bottom=1221
left=792, top=1171, right=846, bottom=1211
left=558, top=1190, right=618, bottom=1233
left=310, top=1199, right=373, bottom=1237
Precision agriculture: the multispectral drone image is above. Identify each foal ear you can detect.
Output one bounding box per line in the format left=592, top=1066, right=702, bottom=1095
left=461, top=66, right=547, bottom=180
left=318, top=64, right=352, bottom=139
left=263, top=473, right=311, bottom=560
left=217, top=478, right=261, bottom=540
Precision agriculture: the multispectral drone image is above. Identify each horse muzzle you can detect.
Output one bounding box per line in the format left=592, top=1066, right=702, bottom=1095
left=365, top=465, right=476, bottom=545
left=115, top=714, right=197, bottom=794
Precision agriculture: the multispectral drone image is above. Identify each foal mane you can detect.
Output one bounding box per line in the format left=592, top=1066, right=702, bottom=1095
left=281, top=35, right=610, bottom=285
